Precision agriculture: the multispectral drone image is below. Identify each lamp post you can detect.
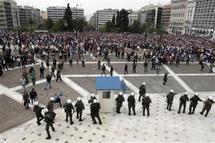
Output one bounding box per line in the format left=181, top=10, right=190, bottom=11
left=15, top=10, right=21, bottom=49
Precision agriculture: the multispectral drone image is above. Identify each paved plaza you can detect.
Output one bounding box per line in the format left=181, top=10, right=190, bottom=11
left=0, top=55, right=215, bottom=143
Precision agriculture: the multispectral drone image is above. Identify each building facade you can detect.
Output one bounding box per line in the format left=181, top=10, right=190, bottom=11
left=0, top=0, right=18, bottom=29
left=185, top=0, right=196, bottom=34
left=47, top=6, right=84, bottom=22
left=93, top=9, right=117, bottom=31
left=138, top=4, right=163, bottom=29
left=18, top=6, right=40, bottom=29
left=161, top=4, right=171, bottom=31
left=128, top=11, right=139, bottom=26
left=169, top=0, right=187, bottom=35
left=192, top=0, right=215, bottom=37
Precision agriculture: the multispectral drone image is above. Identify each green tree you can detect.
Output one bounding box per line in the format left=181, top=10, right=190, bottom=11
left=51, top=19, right=65, bottom=32
left=45, top=19, right=54, bottom=30
left=112, top=14, right=116, bottom=26
left=129, top=20, right=141, bottom=33
left=73, top=19, right=87, bottom=32
left=105, top=20, right=113, bottom=32
left=63, top=3, right=73, bottom=31
left=119, top=9, right=129, bottom=32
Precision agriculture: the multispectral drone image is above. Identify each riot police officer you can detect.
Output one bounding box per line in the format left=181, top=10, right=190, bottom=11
left=142, top=94, right=152, bottom=116
left=178, top=92, right=189, bottom=114
left=139, top=82, right=146, bottom=102
left=115, top=92, right=125, bottom=113
left=188, top=93, right=202, bottom=114
left=90, top=99, right=102, bottom=125
left=200, top=96, right=214, bottom=117
left=75, top=97, right=85, bottom=121
left=88, top=93, right=97, bottom=105
left=33, top=101, right=44, bottom=126
left=127, top=92, right=136, bottom=116
left=166, top=89, right=176, bottom=111
left=63, top=99, right=75, bottom=125
left=42, top=108, right=55, bottom=140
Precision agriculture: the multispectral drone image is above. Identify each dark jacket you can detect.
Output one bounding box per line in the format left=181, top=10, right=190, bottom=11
left=75, top=101, right=85, bottom=111
left=166, top=93, right=175, bottom=103
left=139, top=85, right=146, bottom=94
left=142, top=96, right=151, bottom=107
left=33, top=105, right=43, bottom=116
left=90, top=102, right=101, bottom=115
left=204, top=99, right=214, bottom=109
left=30, top=90, right=37, bottom=99
left=180, top=94, right=189, bottom=103
left=115, top=95, right=125, bottom=104
left=63, top=103, right=74, bottom=114
left=127, top=95, right=135, bottom=107
left=190, top=95, right=202, bottom=106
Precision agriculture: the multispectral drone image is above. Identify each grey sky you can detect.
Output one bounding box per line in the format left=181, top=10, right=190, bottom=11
left=16, top=0, right=170, bottom=17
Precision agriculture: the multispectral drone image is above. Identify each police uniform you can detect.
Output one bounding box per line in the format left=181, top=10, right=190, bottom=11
left=75, top=98, right=85, bottom=121
left=142, top=96, right=152, bottom=116
left=90, top=100, right=102, bottom=124
left=115, top=93, right=125, bottom=113
left=166, top=90, right=175, bottom=111
left=63, top=100, right=75, bottom=125
left=127, top=93, right=136, bottom=116
left=189, top=93, right=202, bottom=114
left=200, top=97, right=214, bottom=117
left=178, top=93, right=189, bottom=114
left=33, top=102, right=44, bottom=125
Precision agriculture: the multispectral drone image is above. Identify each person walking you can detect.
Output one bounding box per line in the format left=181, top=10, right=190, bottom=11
left=127, top=92, right=136, bottom=116
left=63, top=99, right=75, bottom=125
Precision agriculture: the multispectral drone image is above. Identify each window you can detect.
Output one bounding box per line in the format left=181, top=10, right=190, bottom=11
left=102, top=91, right=111, bottom=99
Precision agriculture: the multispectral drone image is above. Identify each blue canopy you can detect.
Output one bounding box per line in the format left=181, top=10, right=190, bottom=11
left=96, top=76, right=128, bottom=91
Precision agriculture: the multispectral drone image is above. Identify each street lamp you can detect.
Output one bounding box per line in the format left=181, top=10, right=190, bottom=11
left=15, top=10, right=21, bottom=49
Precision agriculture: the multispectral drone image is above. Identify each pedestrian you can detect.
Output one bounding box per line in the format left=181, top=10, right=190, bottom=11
left=110, top=65, right=113, bottom=76
left=40, top=62, right=45, bottom=79
left=138, top=82, right=146, bottom=102
left=166, top=89, right=176, bottom=111
left=98, top=59, right=101, bottom=70
left=115, top=92, right=125, bottom=113
left=29, top=88, right=38, bottom=104
left=156, top=66, right=160, bottom=76
left=142, top=95, right=152, bottom=116
left=178, top=92, right=189, bottom=114
left=63, top=99, right=75, bottom=125
left=44, top=73, right=52, bottom=90
left=132, top=62, right=137, bottom=73
left=163, top=73, right=168, bottom=85
left=101, top=64, right=106, bottom=76
left=188, top=93, right=203, bottom=114
left=30, top=70, right=36, bottom=85
left=75, top=97, right=85, bottom=122
left=22, top=91, right=30, bottom=109
left=200, top=96, right=214, bottom=117
left=52, top=92, right=63, bottom=107
left=144, top=61, right=148, bottom=72
left=42, top=108, right=55, bottom=140
left=90, top=99, right=102, bottom=125
left=124, top=63, right=128, bottom=75
left=33, top=101, right=44, bottom=126
left=51, top=66, right=55, bottom=78
left=20, top=77, right=26, bottom=91
left=127, top=92, right=136, bottom=116
left=0, top=65, right=3, bottom=76
left=199, top=60, right=204, bottom=71
left=56, top=69, right=62, bottom=82
left=81, top=57, right=85, bottom=67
